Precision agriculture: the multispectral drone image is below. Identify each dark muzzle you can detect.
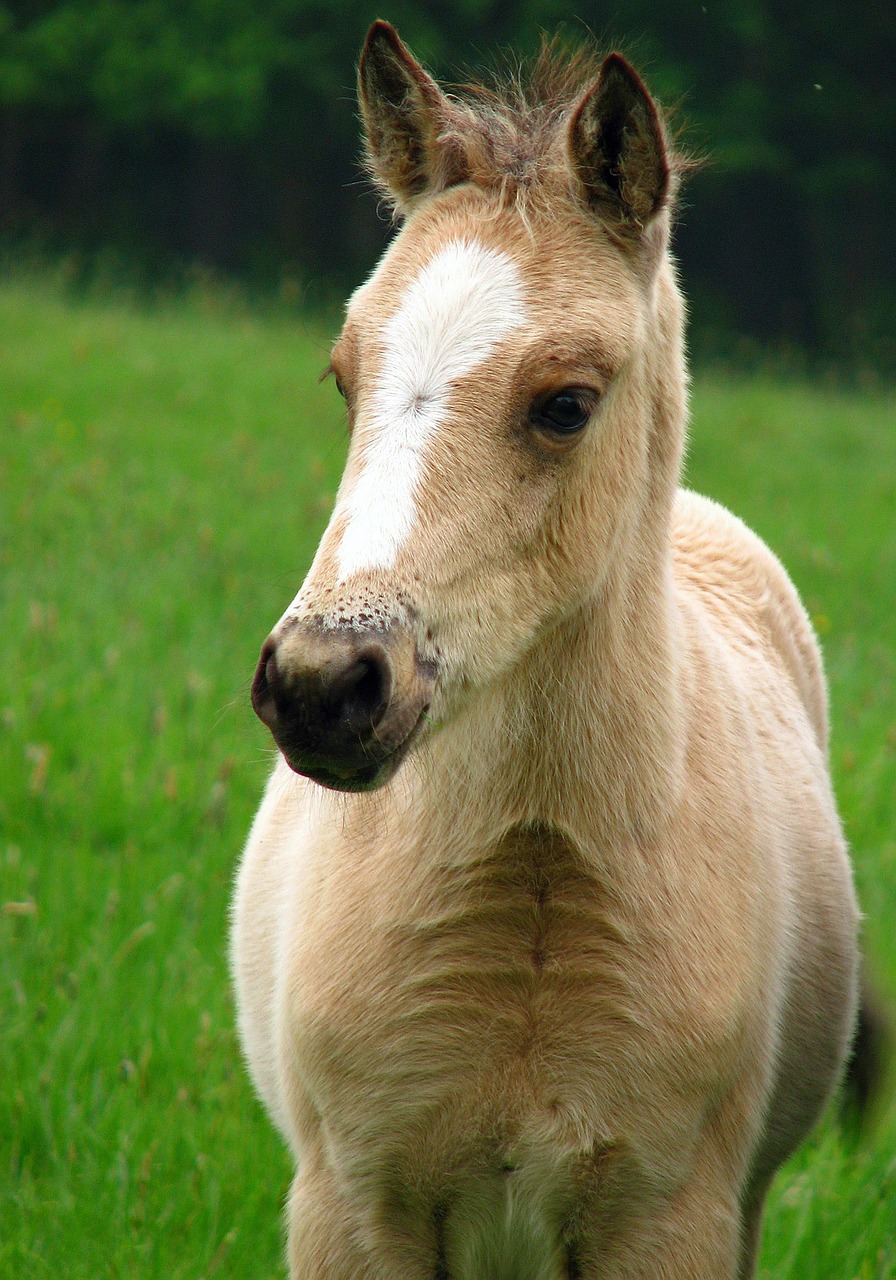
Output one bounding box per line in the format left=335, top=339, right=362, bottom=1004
left=251, top=618, right=435, bottom=791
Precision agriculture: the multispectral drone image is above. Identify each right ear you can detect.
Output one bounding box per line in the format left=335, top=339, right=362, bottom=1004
left=358, top=21, right=465, bottom=212
left=567, top=53, right=672, bottom=242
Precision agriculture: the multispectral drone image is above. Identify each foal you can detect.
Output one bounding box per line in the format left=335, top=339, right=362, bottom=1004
left=232, top=22, right=859, bottom=1279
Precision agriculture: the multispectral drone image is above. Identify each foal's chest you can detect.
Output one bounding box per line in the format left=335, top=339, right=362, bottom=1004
left=285, top=822, right=717, bottom=1188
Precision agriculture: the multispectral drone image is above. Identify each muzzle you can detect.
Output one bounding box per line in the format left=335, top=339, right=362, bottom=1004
left=251, top=617, right=436, bottom=791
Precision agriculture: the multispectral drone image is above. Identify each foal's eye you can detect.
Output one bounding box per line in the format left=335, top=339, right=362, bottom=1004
left=530, top=388, right=595, bottom=437
left=334, top=377, right=346, bottom=400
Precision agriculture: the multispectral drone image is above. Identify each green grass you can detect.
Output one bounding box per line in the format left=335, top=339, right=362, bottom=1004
left=1, top=277, right=894, bottom=1278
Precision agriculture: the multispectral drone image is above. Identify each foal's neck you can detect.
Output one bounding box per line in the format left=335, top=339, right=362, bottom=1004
left=422, top=523, right=687, bottom=855
left=522, top=537, right=686, bottom=844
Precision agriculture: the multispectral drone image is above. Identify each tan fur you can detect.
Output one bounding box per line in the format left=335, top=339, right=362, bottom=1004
left=232, top=28, right=859, bottom=1279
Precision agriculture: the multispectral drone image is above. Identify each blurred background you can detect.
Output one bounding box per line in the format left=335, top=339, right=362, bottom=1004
left=1, top=0, right=893, bottom=368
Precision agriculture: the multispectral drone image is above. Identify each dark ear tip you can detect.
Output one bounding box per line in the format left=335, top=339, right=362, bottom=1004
left=363, top=19, right=402, bottom=55
left=570, top=53, right=651, bottom=131
left=359, top=21, right=407, bottom=96
left=598, top=52, right=650, bottom=97
left=360, top=21, right=421, bottom=87
left=601, top=51, right=634, bottom=73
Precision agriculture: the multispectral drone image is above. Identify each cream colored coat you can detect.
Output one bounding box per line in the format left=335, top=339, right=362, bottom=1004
left=232, top=23, right=859, bottom=1280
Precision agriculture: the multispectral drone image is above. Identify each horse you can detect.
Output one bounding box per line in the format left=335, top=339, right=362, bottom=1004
left=231, top=21, right=860, bottom=1279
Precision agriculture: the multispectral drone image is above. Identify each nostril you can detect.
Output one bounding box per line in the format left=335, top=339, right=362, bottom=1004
left=251, top=637, right=278, bottom=722
left=331, top=646, right=392, bottom=738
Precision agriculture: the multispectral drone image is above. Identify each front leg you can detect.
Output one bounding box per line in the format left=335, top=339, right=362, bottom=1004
left=628, top=1182, right=740, bottom=1279
left=569, top=1118, right=749, bottom=1280
left=572, top=1175, right=741, bottom=1280
left=287, top=1166, right=373, bottom=1280
left=287, top=1161, right=442, bottom=1280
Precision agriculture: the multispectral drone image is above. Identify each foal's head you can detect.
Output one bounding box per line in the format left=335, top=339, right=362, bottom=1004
left=252, top=21, right=688, bottom=791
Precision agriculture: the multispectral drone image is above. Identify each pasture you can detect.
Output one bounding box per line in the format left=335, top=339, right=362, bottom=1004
left=1, top=275, right=894, bottom=1278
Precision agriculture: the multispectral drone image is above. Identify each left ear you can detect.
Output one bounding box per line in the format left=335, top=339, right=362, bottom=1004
left=567, top=54, right=671, bottom=241
left=358, top=20, right=465, bottom=213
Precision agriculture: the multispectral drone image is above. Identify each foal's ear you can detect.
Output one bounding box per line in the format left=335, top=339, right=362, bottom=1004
left=359, top=21, right=462, bottom=212
left=568, top=54, right=671, bottom=241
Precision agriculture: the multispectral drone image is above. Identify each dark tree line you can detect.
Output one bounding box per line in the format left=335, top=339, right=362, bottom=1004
left=0, top=1, right=892, bottom=362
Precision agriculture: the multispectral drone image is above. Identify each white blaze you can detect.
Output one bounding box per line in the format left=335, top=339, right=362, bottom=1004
left=335, top=239, right=527, bottom=582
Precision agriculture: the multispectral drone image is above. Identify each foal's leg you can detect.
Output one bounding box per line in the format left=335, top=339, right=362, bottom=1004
left=572, top=1122, right=749, bottom=1280
left=736, top=1181, right=771, bottom=1280
left=577, top=1178, right=741, bottom=1280
left=287, top=1167, right=378, bottom=1280
left=287, top=1165, right=438, bottom=1280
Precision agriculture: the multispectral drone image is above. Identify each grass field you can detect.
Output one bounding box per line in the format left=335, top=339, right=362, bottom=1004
left=1, top=276, right=895, bottom=1278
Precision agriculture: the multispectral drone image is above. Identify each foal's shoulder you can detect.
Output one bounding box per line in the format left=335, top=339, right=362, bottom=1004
left=671, top=488, right=828, bottom=748
left=672, top=489, right=765, bottom=604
